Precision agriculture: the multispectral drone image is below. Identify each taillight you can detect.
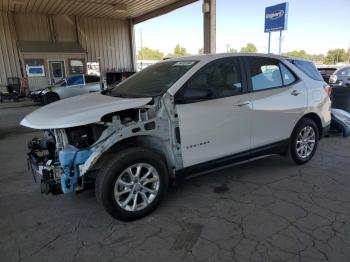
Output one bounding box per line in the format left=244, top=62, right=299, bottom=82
left=323, top=84, right=332, bottom=97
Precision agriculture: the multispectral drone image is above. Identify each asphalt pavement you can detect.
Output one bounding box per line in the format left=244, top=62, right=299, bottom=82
left=1, top=102, right=350, bottom=262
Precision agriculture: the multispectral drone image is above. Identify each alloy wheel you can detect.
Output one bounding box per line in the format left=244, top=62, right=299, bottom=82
left=296, top=126, right=316, bottom=159
left=114, top=163, right=160, bottom=212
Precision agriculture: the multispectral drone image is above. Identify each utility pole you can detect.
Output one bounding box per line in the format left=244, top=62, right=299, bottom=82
left=140, top=29, right=144, bottom=60
left=225, top=44, right=230, bottom=53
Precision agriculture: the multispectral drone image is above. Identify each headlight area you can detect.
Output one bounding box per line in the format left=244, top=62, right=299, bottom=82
left=27, top=124, right=107, bottom=195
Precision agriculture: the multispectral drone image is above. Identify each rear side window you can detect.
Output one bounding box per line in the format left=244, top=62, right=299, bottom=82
left=288, top=59, right=323, bottom=81
left=280, top=63, right=296, bottom=85
left=248, top=57, right=283, bottom=91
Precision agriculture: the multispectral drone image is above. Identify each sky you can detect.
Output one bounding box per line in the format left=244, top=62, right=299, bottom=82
left=134, top=0, right=350, bottom=56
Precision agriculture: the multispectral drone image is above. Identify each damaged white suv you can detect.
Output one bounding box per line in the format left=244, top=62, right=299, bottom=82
left=21, top=54, right=331, bottom=221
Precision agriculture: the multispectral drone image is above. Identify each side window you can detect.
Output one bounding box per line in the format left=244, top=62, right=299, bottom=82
left=66, top=75, right=85, bottom=86
left=179, top=58, right=243, bottom=101
left=248, top=57, right=283, bottom=91
left=280, top=63, right=296, bottom=85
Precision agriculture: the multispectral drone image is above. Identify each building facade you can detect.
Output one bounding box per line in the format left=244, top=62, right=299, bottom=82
left=0, top=12, right=134, bottom=90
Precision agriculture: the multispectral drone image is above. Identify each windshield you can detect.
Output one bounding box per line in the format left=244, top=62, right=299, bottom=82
left=110, top=60, right=197, bottom=98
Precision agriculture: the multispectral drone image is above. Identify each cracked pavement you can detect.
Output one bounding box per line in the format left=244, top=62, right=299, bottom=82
left=1, top=105, right=350, bottom=262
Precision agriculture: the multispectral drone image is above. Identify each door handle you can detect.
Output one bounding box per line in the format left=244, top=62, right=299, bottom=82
left=291, top=90, right=303, bottom=96
left=233, top=101, right=250, bottom=107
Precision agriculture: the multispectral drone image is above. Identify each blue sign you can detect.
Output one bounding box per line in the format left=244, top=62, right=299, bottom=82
left=264, top=2, right=288, bottom=32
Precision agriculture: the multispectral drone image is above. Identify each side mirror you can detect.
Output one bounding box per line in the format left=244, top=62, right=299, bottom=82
left=175, top=88, right=212, bottom=103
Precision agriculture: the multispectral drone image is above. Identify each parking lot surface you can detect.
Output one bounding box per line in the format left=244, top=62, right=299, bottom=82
left=1, top=104, right=350, bottom=262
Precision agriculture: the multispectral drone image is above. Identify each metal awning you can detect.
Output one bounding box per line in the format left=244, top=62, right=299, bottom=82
left=17, top=41, right=85, bottom=53
left=1, top=0, right=198, bottom=24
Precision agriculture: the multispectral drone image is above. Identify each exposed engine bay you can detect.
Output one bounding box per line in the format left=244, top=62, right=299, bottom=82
left=27, top=95, right=182, bottom=195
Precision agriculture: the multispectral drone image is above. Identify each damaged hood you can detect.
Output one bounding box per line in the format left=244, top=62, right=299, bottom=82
left=21, top=92, right=152, bottom=129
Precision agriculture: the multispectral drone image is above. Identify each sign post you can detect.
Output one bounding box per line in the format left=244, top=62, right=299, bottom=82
left=264, top=2, right=288, bottom=54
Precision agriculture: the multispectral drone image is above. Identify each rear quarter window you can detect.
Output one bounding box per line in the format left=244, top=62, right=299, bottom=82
left=288, top=59, right=323, bottom=81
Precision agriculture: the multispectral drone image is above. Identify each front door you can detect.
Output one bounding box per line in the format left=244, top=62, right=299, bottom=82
left=49, top=61, right=65, bottom=84
left=175, top=57, right=252, bottom=168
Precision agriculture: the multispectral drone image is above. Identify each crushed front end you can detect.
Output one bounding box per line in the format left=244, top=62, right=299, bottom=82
left=24, top=94, right=183, bottom=196
left=27, top=125, right=105, bottom=194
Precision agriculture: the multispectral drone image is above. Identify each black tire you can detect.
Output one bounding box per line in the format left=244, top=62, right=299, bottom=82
left=95, top=147, right=169, bottom=221
left=43, top=92, right=59, bottom=104
left=289, top=118, right=319, bottom=165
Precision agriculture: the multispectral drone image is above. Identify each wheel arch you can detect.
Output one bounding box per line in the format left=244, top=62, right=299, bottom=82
left=92, top=135, right=175, bottom=179
left=44, top=91, right=60, bottom=100
left=296, top=113, right=323, bottom=139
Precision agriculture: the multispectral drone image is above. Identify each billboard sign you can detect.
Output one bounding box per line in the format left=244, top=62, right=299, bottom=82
left=264, top=2, right=288, bottom=32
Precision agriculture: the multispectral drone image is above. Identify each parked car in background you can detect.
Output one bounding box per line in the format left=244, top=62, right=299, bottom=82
left=329, top=66, right=350, bottom=87
left=22, top=54, right=331, bottom=220
left=31, top=74, right=101, bottom=105
left=317, top=66, right=338, bottom=83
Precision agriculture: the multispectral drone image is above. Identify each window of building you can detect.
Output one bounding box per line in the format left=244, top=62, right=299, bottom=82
left=69, top=59, right=85, bottom=74
left=24, top=59, right=45, bottom=77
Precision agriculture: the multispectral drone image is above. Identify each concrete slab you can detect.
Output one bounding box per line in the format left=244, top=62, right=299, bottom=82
left=1, top=106, right=350, bottom=262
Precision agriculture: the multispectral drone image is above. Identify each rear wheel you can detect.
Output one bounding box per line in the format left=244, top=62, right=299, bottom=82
left=289, top=118, right=319, bottom=164
left=43, top=92, right=59, bottom=104
left=95, top=147, right=168, bottom=221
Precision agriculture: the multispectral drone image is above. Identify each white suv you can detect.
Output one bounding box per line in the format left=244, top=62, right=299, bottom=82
left=21, top=54, right=331, bottom=220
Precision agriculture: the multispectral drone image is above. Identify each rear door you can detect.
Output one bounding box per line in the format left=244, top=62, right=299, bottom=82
left=246, top=56, right=307, bottom=148
left=63, top=75, right=86, bottom=98
left=175, top=57, right=252, bottom=167
left=85, top=75, right=101, bottom=92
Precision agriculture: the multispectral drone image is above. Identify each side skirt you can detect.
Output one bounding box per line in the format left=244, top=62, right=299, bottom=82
left=175, top=139, right=289, bottom=182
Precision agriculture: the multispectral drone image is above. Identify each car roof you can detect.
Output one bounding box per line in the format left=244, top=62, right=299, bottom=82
left=163, top=53, right=314, bottom=63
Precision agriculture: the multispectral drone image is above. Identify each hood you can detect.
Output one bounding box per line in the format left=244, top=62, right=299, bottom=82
left=21, top=92, right=152, bottom=129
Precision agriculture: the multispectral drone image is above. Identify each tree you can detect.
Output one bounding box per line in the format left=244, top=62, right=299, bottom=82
left=198, top=48, right=204, bottom=54
left=136, top=47, right=164, bottom=60
left=228, top=48, right=237, bottom=53
left=240, top=43, right=257, bottom=53
left=167, top=44, right=190, bottom=57
left=323, top=49, right=347, bottom=64
left=286, top=50, right=308, bottom=59
left=284, top=50, right=324, bottom=63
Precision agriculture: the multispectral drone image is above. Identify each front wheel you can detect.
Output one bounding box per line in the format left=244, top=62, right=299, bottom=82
left=43, top=92, right=59, bottom=104
left=95, top=147, right=169, bottom=221
left=289, top=118, right=319, bottom=165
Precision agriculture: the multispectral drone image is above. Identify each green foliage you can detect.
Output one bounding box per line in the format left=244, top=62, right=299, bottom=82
left=286, top=50, right=307, bottom=58
left=167, top=44, right=190, bottom=57
left=136, top=47, right=164, bottom=60
left=285, top=50, right=324, bottom=63
left=240, top=43, right=257, bottom=53
left=323, top=49, right=347, bottom=64
left=198, top=48, right=204, bottom=54
left=228, top=48, right=238, bottom=53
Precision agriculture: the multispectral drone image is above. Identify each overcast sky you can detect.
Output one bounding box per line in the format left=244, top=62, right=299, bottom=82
left=134, top=0, right=350, bottom=55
